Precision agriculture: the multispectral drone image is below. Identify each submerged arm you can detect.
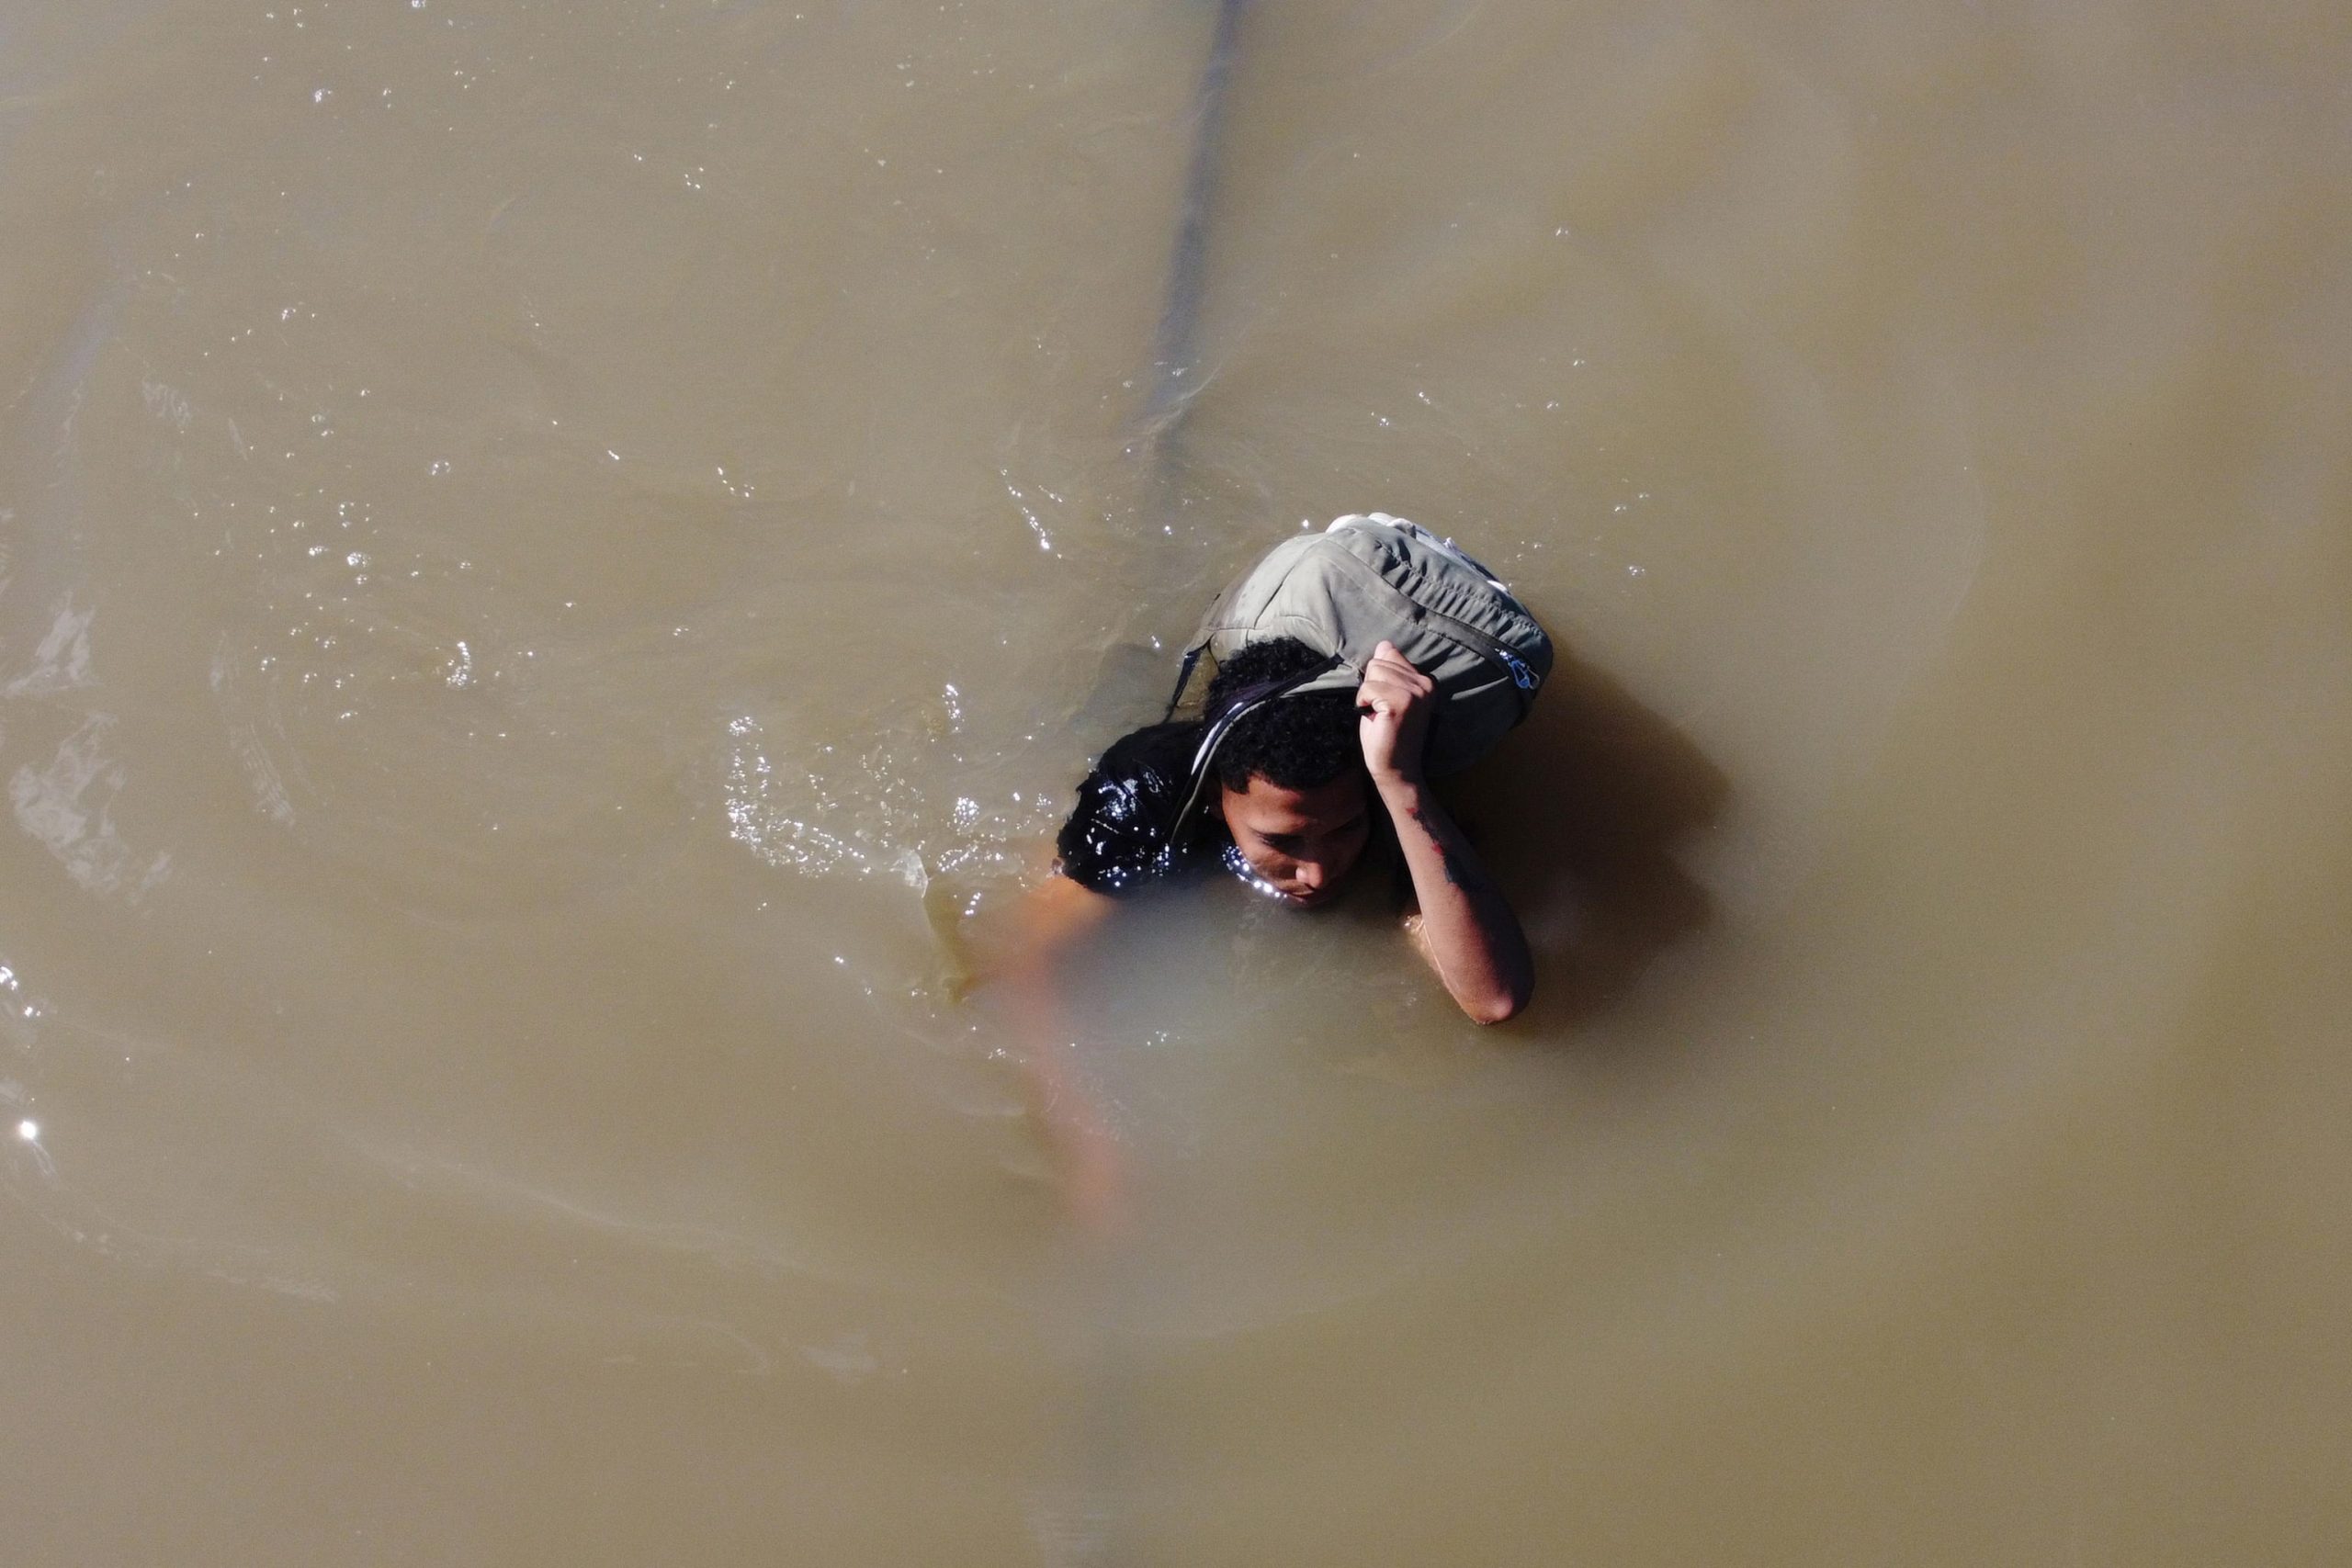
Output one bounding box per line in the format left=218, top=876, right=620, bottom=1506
left=1000, top=874, right=1126, bottom=1232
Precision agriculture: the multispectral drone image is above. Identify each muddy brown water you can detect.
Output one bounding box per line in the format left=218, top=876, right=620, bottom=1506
left=4, top=1, right=2348, bottom=1562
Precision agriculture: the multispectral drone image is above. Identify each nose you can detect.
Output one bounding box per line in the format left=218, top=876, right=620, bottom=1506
left=1291, top=859, right=1328, bottom=893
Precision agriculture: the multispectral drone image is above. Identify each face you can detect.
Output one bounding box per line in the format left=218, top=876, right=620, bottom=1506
left=1216, top=773, right=1373, bottom=908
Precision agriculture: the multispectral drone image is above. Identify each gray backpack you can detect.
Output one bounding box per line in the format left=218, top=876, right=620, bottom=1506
left=1167, top=513, right=1554, bottom=784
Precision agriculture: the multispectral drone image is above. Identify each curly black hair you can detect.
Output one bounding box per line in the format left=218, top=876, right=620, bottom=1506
left=1204, top=637, right=1362, bottom=792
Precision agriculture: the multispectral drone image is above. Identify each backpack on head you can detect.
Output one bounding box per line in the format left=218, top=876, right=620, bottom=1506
left=1169, top=513, right=1555, bottom=780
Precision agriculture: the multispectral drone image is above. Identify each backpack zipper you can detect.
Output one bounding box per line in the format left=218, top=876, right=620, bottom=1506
left=1418, top=604, right=1544, bottom=704
left=1319, top=543, right=1544, bottom=706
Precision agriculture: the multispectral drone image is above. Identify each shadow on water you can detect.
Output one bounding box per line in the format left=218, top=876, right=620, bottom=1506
left=1444, top=648, right=1727, bottom=1029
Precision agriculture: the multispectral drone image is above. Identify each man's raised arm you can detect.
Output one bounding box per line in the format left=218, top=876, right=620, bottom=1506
left=1356, top=642, right=1534, bottom=1024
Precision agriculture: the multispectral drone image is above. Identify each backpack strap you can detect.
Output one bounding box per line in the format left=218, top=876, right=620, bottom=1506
left=1161, top=642, right=1207, bottom=722
left=1165, top=654, right=1344, bottom=844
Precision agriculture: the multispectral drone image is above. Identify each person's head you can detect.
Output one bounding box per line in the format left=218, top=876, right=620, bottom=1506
left=1204, top=639, right=1371, bottom=907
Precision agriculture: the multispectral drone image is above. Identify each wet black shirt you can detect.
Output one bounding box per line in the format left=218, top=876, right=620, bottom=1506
left=1055, top=722, right=1227, bottom=895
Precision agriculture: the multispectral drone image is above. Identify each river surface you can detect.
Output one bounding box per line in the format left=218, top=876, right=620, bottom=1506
left=4, top=1, right=2348, bottom=1562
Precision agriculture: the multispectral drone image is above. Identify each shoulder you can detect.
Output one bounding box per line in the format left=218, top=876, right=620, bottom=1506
left=1056, top=722, right=1214, bottom=896
left=1095, top=720, right=1201, bottom=777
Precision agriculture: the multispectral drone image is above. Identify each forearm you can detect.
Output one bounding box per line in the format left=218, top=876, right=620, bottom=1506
left=1377, top=775, right=1533, bottom=1023
left=1001, top=876, right=1125, bottom=1230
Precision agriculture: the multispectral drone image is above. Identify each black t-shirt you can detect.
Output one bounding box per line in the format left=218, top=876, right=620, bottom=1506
left=1055, top=721, right=1228, bottom=895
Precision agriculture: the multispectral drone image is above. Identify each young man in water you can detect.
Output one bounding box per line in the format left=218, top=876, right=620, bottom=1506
left=1048, top=636, right=1532, bottom=1017
left=1012, top=637, right=1533, bottom=1224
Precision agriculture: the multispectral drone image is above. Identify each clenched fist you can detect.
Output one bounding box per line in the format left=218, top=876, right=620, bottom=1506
left=1356, top=640, right=1435, bottom=786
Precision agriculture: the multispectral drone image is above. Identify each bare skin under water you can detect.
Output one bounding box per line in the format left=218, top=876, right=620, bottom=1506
left=4, top=1, right=2350, bottom=1562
